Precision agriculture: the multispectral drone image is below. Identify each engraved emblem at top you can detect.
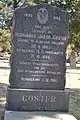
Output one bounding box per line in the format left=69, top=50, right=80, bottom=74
left=37, top=8, right=48, bottom=24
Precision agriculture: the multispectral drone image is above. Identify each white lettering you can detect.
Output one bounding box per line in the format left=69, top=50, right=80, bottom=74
left=22, top=95, right=56, bottom=103
left=53, top=35, right=67, bottom=41
left=53, top=16, right=60, bottom=20
left=24, top=14, right=32, bottom=18
left=15, top=32, right=36, bottom=38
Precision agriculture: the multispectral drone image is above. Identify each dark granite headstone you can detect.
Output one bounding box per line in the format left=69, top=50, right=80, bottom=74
left=3, top=4, right=77, bottom=120
left=9, top=4, right=69, bottom=89
left=6, top=87, right=69, bottom=111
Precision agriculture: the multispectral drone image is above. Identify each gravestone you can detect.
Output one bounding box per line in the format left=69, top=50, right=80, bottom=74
left=9, top=3, right=69, bottom=89
left=4, top=3, right=77, bottom=120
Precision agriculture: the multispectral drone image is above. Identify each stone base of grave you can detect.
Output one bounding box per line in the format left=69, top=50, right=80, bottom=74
left=4, top=111, right=77, bottom=120
left=6, top=87, right=69, bottom=111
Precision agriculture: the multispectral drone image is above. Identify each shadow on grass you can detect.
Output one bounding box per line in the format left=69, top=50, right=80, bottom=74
left=0, top=67, right=10, bottom=70
left=0, top=83, right=8, bottom=120
left=67, top=88, right=80, bottom=120
left=67, top=66, right=80, bottom=70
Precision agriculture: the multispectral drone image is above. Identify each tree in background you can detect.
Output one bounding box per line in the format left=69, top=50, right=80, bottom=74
left=0, top=0, right=80, bottom=54
left=0, top=0, right=13, bottom=54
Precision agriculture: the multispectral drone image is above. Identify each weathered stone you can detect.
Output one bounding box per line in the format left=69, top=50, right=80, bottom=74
left=9, top=4, right=69, bottom=89
left=70, top=49, right=76, bottom=68
left=6, top=87, right=69, bottom=111
left=4, top=111, right=77, bottom=120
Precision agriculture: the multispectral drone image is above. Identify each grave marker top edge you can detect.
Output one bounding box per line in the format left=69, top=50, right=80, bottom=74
left=13, top=3, right=69, bottom=23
